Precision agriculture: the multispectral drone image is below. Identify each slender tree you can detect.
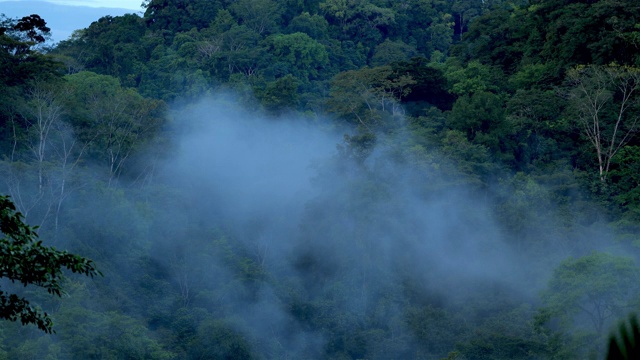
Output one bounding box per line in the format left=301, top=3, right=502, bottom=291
left=567, top=65, right=640, bottom=182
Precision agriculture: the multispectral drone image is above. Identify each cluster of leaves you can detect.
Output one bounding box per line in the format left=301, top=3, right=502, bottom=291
left=0, top=195, right=100, bottom=333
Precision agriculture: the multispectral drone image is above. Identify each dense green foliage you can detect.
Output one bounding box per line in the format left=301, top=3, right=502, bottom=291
left=2, top=0, right=640, bottom=358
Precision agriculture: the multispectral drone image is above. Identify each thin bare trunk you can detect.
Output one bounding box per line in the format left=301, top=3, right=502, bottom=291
left=569, top=65, right=640, bottom=182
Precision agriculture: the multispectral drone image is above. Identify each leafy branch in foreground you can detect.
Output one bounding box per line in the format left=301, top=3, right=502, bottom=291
left=607, top=313, right=640, bottom=360
left=0, top=194, right=101, bottom=333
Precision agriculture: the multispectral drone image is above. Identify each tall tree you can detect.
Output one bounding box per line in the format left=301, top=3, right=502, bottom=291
left=537, top=252, right=640, bottom=357
left=1, top=81, right=73, bottom=228
left=1, top=14, right=61, bottom=155
left=143, top=0, right=222, bottom=33
left=267, top=32, right=329, bottom=82
left=230, top=0, right=283, bottom=35
left=328, top=65, right=416, bottom=130
left=320, top=0, right=395, bottom=48
left=566, top=65, right=640, bottom=182
left=65, top=71, right=164, bottom=186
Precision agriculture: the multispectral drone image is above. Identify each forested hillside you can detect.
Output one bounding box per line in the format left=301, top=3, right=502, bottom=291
left=2, top=0, right=640, bottom=358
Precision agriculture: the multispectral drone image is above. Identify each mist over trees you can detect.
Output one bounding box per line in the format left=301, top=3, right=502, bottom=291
left=2, top=0, right=640, bottom=358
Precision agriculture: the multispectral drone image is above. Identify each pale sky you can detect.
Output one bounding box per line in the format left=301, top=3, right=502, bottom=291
left=0, top=0, right=143, bottom=10
left=47, top=0, right=142, bottom=10
left=0, top=0, right=145, bottom=42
